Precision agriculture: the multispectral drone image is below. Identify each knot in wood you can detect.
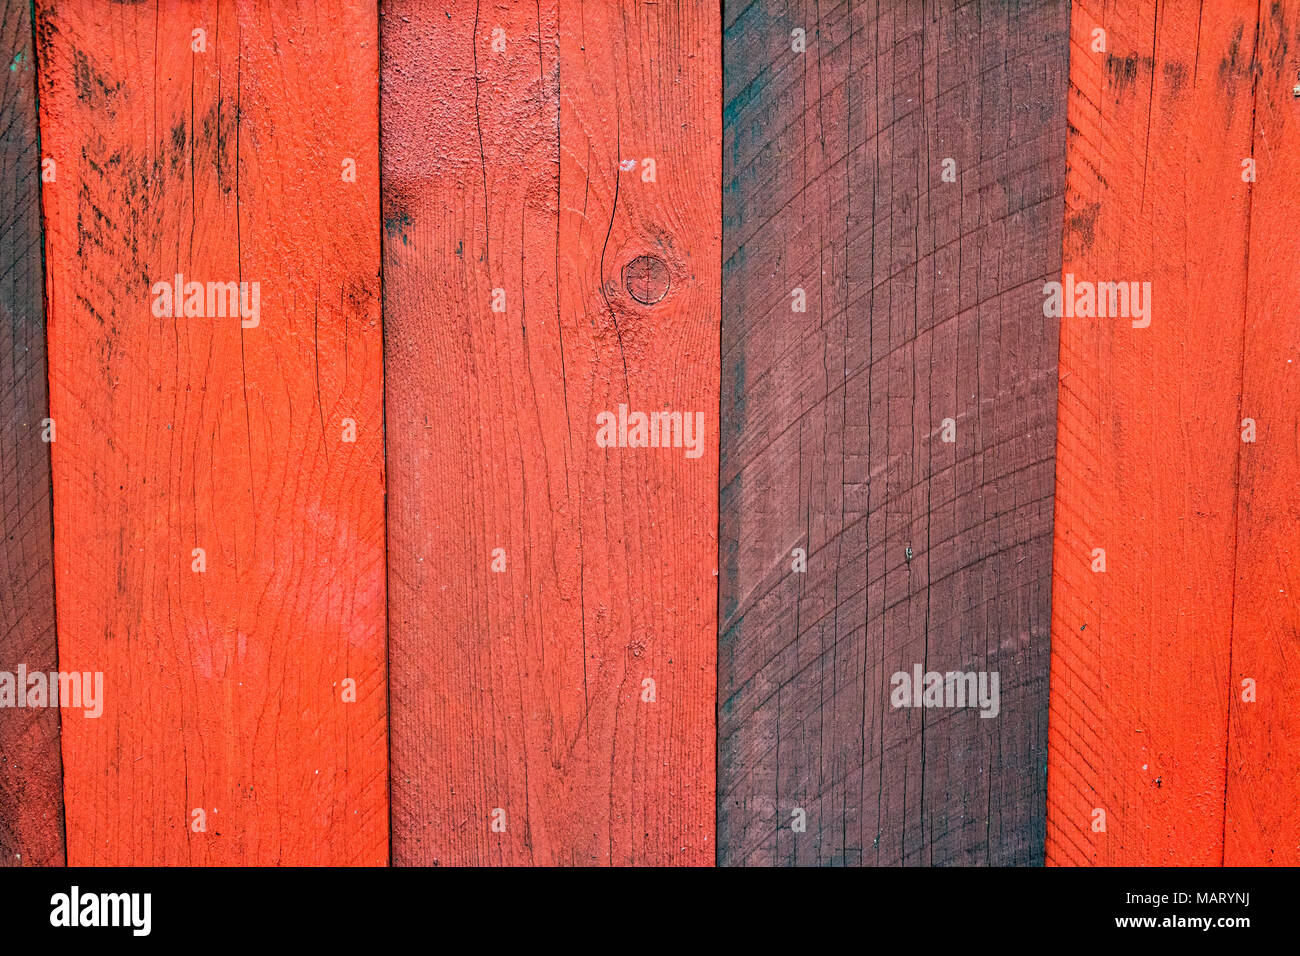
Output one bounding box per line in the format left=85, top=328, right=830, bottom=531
left=623, top=255, right=670, bottom=305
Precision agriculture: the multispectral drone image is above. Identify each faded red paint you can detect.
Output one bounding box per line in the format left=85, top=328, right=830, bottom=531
left=382, top=0, right=720, bottom=865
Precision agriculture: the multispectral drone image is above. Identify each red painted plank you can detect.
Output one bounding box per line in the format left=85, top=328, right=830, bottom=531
left=0, top=0, right=65, bottom=867
left=719, top=0, right=1067, bottom=865
left=1225, top=1, right=1300, bottom=866
left=383, top=0, right=719, bottom=865
left=36, top=0, right=387, bottom=864
left=1046, top=0, right=1259, bottom=865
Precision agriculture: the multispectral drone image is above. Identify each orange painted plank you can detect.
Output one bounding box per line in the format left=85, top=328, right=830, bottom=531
left=1047, top=0, right=1264, bottom=864
left=36, top=0, right=387, bottom=864
left=1225, top=3, right=1300, bottom=866
left=0, top=0, right=65, bottom=866
left=383, top=0, right=719, bottom=865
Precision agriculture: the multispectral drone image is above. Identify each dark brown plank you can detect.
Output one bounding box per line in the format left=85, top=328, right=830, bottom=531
left=719, top=0, right=1068, bottom=865
left=0, top=0, right=64, bottom=866
left=382, top=0, right=719, bottom=865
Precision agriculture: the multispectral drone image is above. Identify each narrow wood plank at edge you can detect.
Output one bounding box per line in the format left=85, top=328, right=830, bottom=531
left=0, top=0, right=65, bottom=868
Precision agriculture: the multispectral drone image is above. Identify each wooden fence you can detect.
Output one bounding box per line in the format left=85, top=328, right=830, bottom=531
left=0, top=0, right=1295, bottom=866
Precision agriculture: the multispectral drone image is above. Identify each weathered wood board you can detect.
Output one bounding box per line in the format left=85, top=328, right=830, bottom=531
left=35, top=0, right=388, bottom=865
left=720, top=0, right=1068, bottom=865
left=1225, top=0, right=1300, bottom=866
left=0, top=0, right=65, bottom=867
left=382, top=0, right=721, bottom=865
left=1046, top=0, right=1299, bottom=866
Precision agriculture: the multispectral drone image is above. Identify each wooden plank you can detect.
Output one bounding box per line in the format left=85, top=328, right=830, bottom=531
left=719, top=0, right=1068, bottom=866
left=1045, top=0, right=1258, bottom=865
left=0, top=0, right=65, bottom=867
left=35, top=0, right=388, bottom=865
left=383, top=0, right=719, bottom=865
left=1224, top=1, right=1300, bottom=866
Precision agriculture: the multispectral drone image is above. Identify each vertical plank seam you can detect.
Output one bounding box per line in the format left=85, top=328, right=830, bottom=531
left=1221, top=0, right=1264, bottom=864
left=377, top=0, right=393, bottom=870
left=716, top=0, right=725, bottom=868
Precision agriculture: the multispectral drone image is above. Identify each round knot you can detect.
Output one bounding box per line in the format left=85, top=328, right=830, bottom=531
left=623, top=255, right=670, bottom=305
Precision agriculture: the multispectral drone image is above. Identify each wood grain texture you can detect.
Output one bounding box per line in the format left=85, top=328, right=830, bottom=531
left=719, top=0, right=1067, bottom=866
left=1225, top=1, right=1300, bottom=866
left=36, top=0, right=388, bottom=865
left=0, top=0, right=65, bottom=867
left=1044, top=0, right=1292, bottom=865
left=383, top=0, right=719, bottom=865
